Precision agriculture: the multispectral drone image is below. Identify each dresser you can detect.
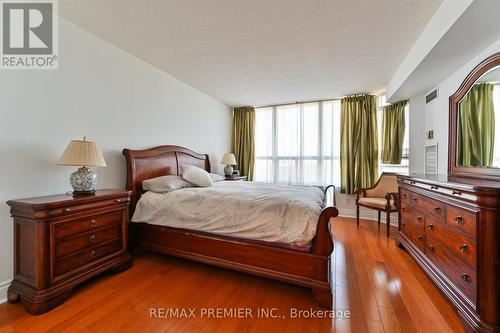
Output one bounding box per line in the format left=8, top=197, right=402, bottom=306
left=397, top=175, right=500, bottom=333
left=6, top=189, right=132, bottom=314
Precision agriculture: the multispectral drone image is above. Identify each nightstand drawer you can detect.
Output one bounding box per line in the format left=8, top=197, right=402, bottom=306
left=55, top=224, right=123, bottom=258
left=48, top=197, right=128, bottom=218
left=53, top=210, right=123, bottom=239
left=54, top=239, right=123, bottom=277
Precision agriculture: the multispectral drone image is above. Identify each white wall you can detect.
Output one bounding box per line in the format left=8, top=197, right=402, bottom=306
left=0, top=19, right=232, bottom=298
left=408, top=37, right=500, bottom=174
left=408, top=93, right=426, bottom=174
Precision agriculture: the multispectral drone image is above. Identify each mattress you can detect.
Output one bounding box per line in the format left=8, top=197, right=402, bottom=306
left=131, top=181, right=325, bottom=247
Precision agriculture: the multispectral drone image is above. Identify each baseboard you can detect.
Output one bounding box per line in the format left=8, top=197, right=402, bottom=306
left=0, top=280, right=11, bottom=304
left=337, top=208, right=399, bottom=227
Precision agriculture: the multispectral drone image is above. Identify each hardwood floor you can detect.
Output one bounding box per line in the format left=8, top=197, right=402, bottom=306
left=0, top=217, right=464, bottom=333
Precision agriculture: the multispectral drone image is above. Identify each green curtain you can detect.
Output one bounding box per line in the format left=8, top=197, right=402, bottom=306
left=458, top=83, right=495, bottom=167
left=340, top=95, right=378, bottom=194
left=231, top=107, right=255, bottom=180
left=381, top=100, right=407, bottom=164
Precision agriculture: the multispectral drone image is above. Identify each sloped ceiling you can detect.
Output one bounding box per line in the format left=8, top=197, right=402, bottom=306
left=60, top=0, right=442, bottom=106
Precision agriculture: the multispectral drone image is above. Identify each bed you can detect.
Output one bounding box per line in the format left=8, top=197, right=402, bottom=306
left=122, top=145, right=338, bottom=308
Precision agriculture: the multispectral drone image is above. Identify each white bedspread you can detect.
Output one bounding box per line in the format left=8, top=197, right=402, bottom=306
left=131, top=181, right=325, bottom=246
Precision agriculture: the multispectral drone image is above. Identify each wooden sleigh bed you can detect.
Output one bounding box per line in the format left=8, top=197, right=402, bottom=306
left=122, top=145, right=338, bottom=308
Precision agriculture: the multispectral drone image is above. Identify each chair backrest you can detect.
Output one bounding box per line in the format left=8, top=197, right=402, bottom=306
left=365, top=173, right=398, bottom=198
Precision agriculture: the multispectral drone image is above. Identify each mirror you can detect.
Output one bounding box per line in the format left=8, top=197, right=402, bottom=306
left=449, top=52, right=500, bottom=180
left=456, top=65, right=500, bottom=168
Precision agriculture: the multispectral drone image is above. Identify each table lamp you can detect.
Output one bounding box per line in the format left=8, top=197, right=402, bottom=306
left=57, top=137, right=107, bottom=194
left=220, top=153, right=237, bottom=176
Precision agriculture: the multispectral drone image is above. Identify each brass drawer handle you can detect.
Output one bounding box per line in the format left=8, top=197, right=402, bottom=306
left=412, top=198, right=418, bottom=204
left=452, top=191, right=462, bottom=196
left=459, top=244, right=468, bottom=253
left=409, top=181, right=416, bottom=185
left=90, top=250, right=97, bottom=258
left=63, top=208, right=71, bottom=213
left=417, top=216, right=423, bottom=222
left=89, top=234, right=96, bottom=242
left=455, top=216, right=464, bottom=224
left=427, top=224, right=434, bottom=231
left=90, top=219, right=98, bottom=227
left=460, top=273, right=471, bottom=283
left=430, top=185, right=438, bottom=190
left=433, top=206, right=441, bottom=213
left=417, top=235, right=423, bottom=240
left=428, top=245, right=434, bottom=253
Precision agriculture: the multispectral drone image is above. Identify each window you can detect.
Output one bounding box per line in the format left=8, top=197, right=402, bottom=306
left=377, top=96, right=410, bottom=175
left=254, top=100, right=341, bottom=185
left=254, top=97, right=409, bottom=186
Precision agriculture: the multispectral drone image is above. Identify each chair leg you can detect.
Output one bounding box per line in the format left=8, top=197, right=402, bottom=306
left=386, top=211, right=391, bottom=237
left=377, top=211, right=381, bottom=225
left=356, top=204, right=360, bottom=227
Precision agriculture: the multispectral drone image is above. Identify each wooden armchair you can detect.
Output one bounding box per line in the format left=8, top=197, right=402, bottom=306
left=354, top=172, right=398, bottom=237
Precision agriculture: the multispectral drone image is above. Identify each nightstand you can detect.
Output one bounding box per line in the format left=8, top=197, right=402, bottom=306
left=6, top=189, right=132, bottom=314
left=225, top=175, right=248, bottom=181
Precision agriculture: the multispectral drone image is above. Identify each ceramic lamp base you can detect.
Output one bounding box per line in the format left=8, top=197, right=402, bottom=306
left=70, top=166, right=98, bottom=194
left=224, top=164, right=234, bottom=176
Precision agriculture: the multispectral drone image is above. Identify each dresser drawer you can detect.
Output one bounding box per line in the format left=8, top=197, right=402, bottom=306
left=54, top=239, right=123, bottom=277
left=53, top=210, right=123, bottom=239
left=399, top=188, right=412, bottom=203
left=401, top=223, right=426, bottom=252
left=400, top=203, right=425, bottom=232
left=410, top=192, right=444, bottom=218
left=426, top=238, right=476, bottom=303
left=48, top=197, right=128, bottom=218
left=425, top=216, right=476, bottom=268
left=446, top=205, right=477, bottom=238
left=55, top=224, right=123, bottom=258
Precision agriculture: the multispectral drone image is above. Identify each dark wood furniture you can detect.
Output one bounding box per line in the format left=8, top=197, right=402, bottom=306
left=224, top=175, right=247, bottom=181
left=6, top=189, right=132, bottom=315
left=449, top=52, right=500, bottom=180
left=122, top=145, right=338, bottom=308
left=397, top=174, right=500, bottom=333
left=355, top=172, right=398, bottom=237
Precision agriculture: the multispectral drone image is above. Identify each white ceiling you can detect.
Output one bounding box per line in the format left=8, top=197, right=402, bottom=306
left=60, top=0, right=442, bottom=107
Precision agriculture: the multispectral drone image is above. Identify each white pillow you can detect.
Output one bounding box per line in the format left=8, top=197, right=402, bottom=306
left=142, top=175, right=194, bottom=193
left=210, top=173, right=225, bottom=182
left=181, top=165, right=214, bottom=187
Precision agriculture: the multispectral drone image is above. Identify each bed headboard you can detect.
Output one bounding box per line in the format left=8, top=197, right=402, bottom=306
left=122, top=145, right=211, bottom=214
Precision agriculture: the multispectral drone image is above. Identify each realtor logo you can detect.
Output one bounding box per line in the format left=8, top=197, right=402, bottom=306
left=1, top=0, right=58, bottom=69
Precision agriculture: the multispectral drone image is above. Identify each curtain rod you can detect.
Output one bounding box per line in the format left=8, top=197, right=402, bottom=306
left=249, top=93, right=382, bottom=110
left=251, top=98, right=340, bottom=110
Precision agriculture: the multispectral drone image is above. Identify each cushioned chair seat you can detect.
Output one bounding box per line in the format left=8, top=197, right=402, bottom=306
left=358, top=197, right=395, bottom=210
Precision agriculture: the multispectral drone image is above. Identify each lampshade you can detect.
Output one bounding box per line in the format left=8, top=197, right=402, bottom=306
left=57, top=139, right=107, bottom=167
left=220, top=153, right=237, bottom=165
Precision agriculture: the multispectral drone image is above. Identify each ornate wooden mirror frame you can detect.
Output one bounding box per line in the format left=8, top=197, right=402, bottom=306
left=448, top=52, right=500, bottom=180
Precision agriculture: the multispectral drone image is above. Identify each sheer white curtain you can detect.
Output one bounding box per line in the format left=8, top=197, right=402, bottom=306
left=254, top=100, right=341, bottom=186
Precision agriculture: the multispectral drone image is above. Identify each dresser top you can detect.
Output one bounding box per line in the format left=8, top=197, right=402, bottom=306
left=7, top=189, right=131, bottom=208
left=399, top=174, right=500, bottom=191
